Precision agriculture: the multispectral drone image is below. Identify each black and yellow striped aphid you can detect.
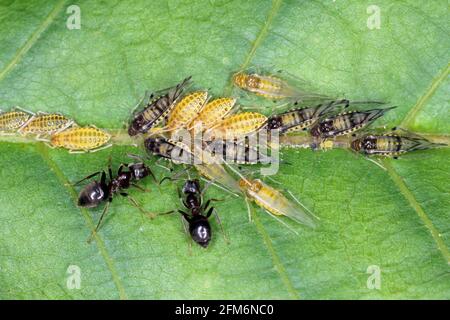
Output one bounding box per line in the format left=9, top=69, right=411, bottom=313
left=267, top=99, right=350, bottom=133
left=310, top=106, right=396, bottom=138
left=0, top=108, right=33, bottom=133
left=128, top=76, right=192, bottom=136
left=351, top=129, right=446, bottom=158
left=144, top=137, right=193, bottom=164
left=205, top=140, right=273, bottom=165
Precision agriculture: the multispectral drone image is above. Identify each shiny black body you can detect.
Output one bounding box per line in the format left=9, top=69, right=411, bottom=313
left=178, top=179, right=214, bottom=248
left=77, top=162, right=152, bottom=208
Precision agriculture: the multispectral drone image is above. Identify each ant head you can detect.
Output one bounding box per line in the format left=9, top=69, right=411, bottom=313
left=182, top=179, right=201, bottom=194
left=189, top=216, right=211, bottom=248
left=77, top=181, right=107, bottom=208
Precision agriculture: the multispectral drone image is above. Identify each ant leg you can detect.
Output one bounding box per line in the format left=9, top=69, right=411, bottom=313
left=68, top=171, right=102, bottom=186
left=87, top=201, right=111, bottom=243
left=211, top=207, right=230, bottom=245
left=121, top=193, right=156, bottom=219
left=117, top=163, right=127, bottom=175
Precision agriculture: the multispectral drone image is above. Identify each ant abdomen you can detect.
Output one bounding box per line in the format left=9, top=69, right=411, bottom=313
left=189, top=216, right=212, bottom=248
left=77, top=181, right=107, bottom=208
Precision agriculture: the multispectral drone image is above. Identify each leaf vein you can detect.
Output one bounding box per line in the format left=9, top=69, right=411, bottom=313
left=35, top=143, right=128, bottom=299
left=0, top=0, right=68, bottom=83
left=382, top=159, right=450, bottom=265
left=400, top=62, right=450, bottom=128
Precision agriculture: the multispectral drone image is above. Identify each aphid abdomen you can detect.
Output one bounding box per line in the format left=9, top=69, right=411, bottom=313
left=144, top=137, right=193, bottom=164
left=50, top=127, right=110, bottom=151
left=0, top=111, right=32, bottom=132
left=190, top=97, right=236, bottom=130
left=20, top=113, right=73, bottom=135
left=167, top=91, right=208, bottom=131
left=207, top=112, right=267, bottom=140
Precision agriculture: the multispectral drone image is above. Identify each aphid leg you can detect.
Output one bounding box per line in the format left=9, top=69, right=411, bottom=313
left=155, top=157, right=173, bottom=172
left=13, top=106, right=35, bottom=115
left=68, top=149, right=86, bottom=154
left=54, top=120, right=75, bottom=134
left=88, top=143, right=113, bottom=153
left=264, top=175, right=282, bottom=186
left=69, top=171, right=102, bottom=186
left=17, top=114, right=37, bottom=135
left=122, top=192, right=156, bottom=219
left=0, top=131, right=17, bottom=136
left=87, top=201, right=111, bottom=243
left=209, top=207, right=230, bottom=245
left=35, top=135, right=50, bottom=142
left=44, top=142, right=56, bottom=149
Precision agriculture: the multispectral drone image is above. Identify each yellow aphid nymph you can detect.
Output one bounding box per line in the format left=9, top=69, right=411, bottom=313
left=50, top=126, right=111, bottom=152
left=19, top=112, right=74, bottom=135
left=239, top=178, right=316, bottom=228
left=189, top=97, right=236, bottom=130
left=0, top=109, right=33, bottom=133
left=166, top=91, right=208, bottom=132
left=205, top=112, right=267, bottom=140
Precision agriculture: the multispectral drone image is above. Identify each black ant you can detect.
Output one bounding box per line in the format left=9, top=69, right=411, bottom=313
left=72, top=155, right=156, bottom=242
left=178, top=179, right=227, bottom=248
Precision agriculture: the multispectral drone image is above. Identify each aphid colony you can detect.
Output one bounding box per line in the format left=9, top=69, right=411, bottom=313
left=0, top=108, right=111, bottom=152
left=2, top=69, right=444, bottom=248
left=112, top=71, right=444, bottom=247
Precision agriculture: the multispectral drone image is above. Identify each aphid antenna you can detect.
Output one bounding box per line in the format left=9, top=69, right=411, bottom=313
left=199, top=177, right=239, bottom=198
left=263, top=175, right=282, bottom=186
left=350, top=100, right=386, bottom=106
left=265, top=209, right=299, bottom=236
left=52, top=120, right=76, bottom=135
left=222, top=161, right=251, bottom=185
left=160, top=166, right=191, bottom=185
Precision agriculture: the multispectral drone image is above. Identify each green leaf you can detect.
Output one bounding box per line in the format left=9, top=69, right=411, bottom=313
left=0, top=0, right=448, bottom=299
